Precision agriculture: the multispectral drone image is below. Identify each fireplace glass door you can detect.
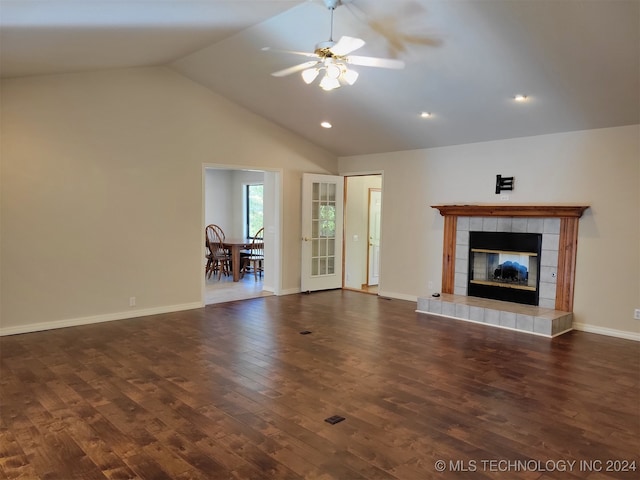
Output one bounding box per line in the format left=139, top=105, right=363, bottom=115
left=468, top=232, right=542, bottom=305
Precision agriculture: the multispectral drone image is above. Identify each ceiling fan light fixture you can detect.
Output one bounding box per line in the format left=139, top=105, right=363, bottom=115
left=325, top=62, right=342, bottom=79
left=320, top=74, right=340, bottom=91
left=301, top=67, right=320, bottom=84
left=342, top=68, right=359, bottom=85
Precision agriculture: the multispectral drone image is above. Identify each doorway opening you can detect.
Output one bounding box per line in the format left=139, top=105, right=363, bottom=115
left=203, top=165, right=281, bottom=305
left=343, top=174, right=382, bottom=295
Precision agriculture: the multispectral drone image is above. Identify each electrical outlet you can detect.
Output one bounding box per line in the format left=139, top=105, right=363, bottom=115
left=129, top=296, right=136, bottom=307
left=428, top=281, right=434, bottom=290
left=634, top=308, right=640, bottom=320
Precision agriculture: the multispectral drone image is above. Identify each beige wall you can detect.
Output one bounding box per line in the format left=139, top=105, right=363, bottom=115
left=204, top=169, right=233, bottom=231
left=1, top=66, right=337, bottom=332
left=344, top=175, right=382, bottom=289
left=204, top=169, right=264, bottom=238
left=2, top=65, right=638, bottom=339
left=339, top=125, right=640, bottom=337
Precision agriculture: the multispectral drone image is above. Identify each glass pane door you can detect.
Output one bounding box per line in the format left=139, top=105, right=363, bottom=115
left=301, top=174, right=343, bottom=292
left=311, top=181, right=337, bottom=276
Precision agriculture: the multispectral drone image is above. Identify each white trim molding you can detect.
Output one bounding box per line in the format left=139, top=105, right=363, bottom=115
left=0, top=302, right=204, bottom=337
left=573, top=322, right=640, bottom=342
left=379, top=290, right=418, bottom=302
left=279, top=287, right=302, bottom=296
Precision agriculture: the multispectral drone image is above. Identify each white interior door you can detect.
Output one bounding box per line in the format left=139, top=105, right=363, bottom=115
left=367, top=189, right=381, bottom=286
left=301, top=173, right=344, bottom=292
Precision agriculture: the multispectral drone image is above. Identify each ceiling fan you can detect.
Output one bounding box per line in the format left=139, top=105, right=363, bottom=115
left=343, top=0, right=442, bottom=57
left=264, top=0, right=405, bottom=91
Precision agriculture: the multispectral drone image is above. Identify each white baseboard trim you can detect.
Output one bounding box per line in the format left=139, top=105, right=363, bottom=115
left=0, top=302, right=204, bottom=337
left=275, top=288, right=417, bottom=300
left=378, top=291, right=418, bottom=302
left=279, top=287, right=301, bottom=296
left=416, top=311, right=640, bottom=341
left=573, top=322, right=640, bottom=341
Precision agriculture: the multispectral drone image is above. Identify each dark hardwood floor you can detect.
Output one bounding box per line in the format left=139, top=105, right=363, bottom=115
left=1, top=290, right=638, bottom=479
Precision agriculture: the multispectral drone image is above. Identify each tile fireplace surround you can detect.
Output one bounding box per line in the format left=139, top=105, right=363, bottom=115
left=417, top=204, right=589, bottom=337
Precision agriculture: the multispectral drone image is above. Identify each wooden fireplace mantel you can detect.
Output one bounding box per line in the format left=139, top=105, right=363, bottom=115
left=432, top=204, right=589, bottom=218
left=431, top=204, right=589, bottom=312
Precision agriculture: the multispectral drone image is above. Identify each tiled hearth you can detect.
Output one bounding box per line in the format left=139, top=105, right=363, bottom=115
left=417, top=294, right=573, bottom=337
left=419, top=204, right=588, bottom=338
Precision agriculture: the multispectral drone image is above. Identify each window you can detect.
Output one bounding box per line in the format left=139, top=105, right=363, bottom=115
left=246, top=184, right=263, bottom=238
left=310, top=181, right=337, bottom=276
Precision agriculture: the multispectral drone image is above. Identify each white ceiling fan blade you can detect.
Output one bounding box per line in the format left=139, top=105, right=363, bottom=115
left=330, top=36, right=365, bottom=56
left=272, top=61, right=319, bottom=77
left=262, top=47, right=319, bottom=59
left=346, top=55, right=405, bottom=69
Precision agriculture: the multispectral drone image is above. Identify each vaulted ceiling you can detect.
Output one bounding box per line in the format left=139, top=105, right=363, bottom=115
left=2, top=0, right=638, bottom=156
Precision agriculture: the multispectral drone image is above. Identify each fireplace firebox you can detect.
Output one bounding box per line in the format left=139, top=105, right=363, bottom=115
left=468, top=231, right=542, bottom=306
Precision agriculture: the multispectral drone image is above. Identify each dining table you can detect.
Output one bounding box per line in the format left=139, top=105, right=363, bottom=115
left=223, top=238, right=264, bottom=282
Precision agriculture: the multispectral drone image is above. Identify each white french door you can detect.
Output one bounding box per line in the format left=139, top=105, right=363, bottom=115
left=301, top=173, right=344, bottom=292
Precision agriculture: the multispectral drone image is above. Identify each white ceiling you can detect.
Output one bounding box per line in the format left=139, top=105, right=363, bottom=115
left=1, top=0, right=638, bottom=156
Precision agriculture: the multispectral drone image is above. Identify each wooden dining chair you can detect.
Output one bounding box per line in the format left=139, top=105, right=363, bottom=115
left=205, top=230, right=214, bottom=277
left=206, top=224, right=225, bottom=241
left=205, top=224, right=223, bottom=278
left=241, top=227, right=264, bottom=281
left=205, top=224, right=231, bottom=280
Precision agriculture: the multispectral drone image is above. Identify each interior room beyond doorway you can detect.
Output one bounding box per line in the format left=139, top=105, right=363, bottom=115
left=344, top=174, right=382, bottom=295
left=204, top=166, right=277, bottom=304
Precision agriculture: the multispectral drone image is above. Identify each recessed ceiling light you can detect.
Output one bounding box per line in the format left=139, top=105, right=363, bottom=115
left=420, top=112, right=433, bottom=118
left=320, top=121, right=332, bottom=129
left=514, top=94, right=528, bottom=102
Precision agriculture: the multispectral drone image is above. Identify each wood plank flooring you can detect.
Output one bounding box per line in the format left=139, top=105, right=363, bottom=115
left=1, top=290, right=639, bottom=479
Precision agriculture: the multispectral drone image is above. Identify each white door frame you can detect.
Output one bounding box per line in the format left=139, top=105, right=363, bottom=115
left=201, top=164, right=283, bottom=303
left=341, top=170, right=384, bottom=291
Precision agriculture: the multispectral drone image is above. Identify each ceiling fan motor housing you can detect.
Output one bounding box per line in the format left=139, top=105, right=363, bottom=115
left=324, top=0, right=353, bottom=10
left=315, top=41, right=337, bottom=56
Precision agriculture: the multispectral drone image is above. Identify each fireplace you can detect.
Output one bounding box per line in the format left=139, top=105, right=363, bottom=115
left=431, top=204, right=589, bottom=312
left=468, top=231, right=542, bottom=306
left=418, top=204, right=589, bottom=337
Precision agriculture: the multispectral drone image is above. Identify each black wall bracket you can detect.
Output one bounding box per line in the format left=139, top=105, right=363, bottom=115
left=495, top=175, right=514, bottom=194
